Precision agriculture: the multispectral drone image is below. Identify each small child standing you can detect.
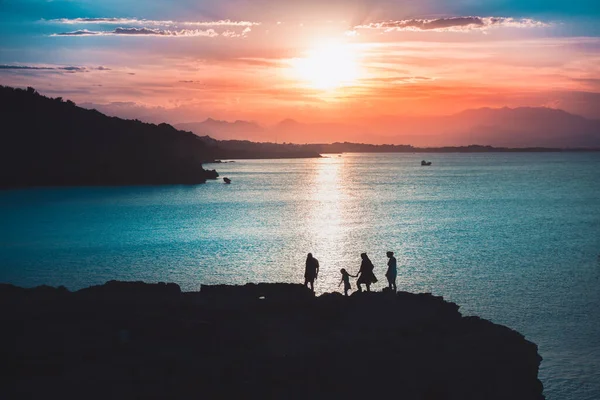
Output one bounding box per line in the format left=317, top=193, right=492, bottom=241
left=339, top=268, right=357, bottom=296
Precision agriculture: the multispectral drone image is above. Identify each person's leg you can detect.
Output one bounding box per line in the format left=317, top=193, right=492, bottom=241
left=309, top=280, right=314, bottom=292
left=392, top=279, right=397, bottom=292
left=366, top=283, right=371, bottom=292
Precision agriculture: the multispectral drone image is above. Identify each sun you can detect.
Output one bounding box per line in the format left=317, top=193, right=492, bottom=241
left=291, top=40, right=360, bottom=90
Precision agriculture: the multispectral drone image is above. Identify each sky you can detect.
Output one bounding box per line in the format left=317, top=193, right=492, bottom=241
left=1, top=0, right=599, bottom=125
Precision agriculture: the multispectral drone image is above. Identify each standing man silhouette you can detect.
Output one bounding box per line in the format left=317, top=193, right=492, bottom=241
left=385, top=251, right=397, bottom=292
left=304, top=253, right=320, bottom=292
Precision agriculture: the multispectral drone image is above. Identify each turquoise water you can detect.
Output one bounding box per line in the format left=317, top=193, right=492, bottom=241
left=1, top=153, right=599, bottom=399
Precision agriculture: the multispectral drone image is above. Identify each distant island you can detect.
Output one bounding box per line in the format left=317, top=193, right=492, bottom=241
left=198, top=137, right=600, bottom=157
left=0, top=281, right=545, bottom=399
left=266, top=142, right=600, bottom=154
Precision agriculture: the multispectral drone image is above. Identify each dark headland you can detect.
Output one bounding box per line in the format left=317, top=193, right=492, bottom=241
left=0, top=86, right=320, bottom=188
left=1, top=281, right=544, bottom=399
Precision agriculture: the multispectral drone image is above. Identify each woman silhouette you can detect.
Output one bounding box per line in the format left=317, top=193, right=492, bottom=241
left=356, top=253, right=377, bottom=292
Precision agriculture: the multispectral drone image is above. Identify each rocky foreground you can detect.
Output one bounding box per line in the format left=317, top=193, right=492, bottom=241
left=1, top=281, right=544, bottom=399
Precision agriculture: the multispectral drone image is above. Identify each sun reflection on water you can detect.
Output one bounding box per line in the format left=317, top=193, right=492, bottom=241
left=304, top=156, right=354, bottom=293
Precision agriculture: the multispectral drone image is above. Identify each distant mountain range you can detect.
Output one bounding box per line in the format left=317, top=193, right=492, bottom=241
left=175, top=107, right=600, bottom=148
left=176, top=118, right=267, bottom=141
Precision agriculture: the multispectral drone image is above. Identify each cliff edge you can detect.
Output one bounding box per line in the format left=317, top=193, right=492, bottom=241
left=1, top=281, right=544, bottom=399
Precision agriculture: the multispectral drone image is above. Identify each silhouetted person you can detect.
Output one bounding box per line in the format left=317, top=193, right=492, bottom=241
left=385, top=251, right=397, bottom=292
left=339, top=268, right=357, bottom=296
left=356, top=253, right=377, bottom=292
left=304, top=253, right=319, bottom=292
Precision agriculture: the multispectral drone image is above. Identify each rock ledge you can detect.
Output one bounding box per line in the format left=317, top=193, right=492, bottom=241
left=1, top=281, right=544, bottom=399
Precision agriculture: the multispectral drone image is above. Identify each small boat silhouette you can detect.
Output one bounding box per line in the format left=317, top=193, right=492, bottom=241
left=421, top=160, right=432, bottom=166
left=223, top=177, right=231, bottom=184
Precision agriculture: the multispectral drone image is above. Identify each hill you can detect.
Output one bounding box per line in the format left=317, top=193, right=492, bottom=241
left=176, top=108, right=600, bottom=148
left=436, top=107, right=600, bottom=147
left=0, top=86, right=321, bottom=188
left=0, top=86, right=220, bottom=187
left=176, top=118, right=268, bottom=141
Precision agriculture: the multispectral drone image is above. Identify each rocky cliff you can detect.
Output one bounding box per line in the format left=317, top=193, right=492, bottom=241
left=1, top=281, right=544, bottom=399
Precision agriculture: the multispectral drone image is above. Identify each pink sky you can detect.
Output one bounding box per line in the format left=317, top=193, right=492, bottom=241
left=2, top=14, right=600, bottom=126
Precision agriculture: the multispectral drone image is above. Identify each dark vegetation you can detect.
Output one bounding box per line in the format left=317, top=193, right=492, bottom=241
left=1, top=281, right=545, bottom=399
left=0, top=86, right=220, bottom=187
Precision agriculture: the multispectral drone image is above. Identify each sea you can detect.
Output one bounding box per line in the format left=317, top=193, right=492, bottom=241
left=1, top=152, right=599, bottom=399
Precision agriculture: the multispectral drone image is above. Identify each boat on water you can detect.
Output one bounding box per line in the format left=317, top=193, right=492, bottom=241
left=421, top=160, right=432, bottom=166
left=223, top=177, right=231, bottom=184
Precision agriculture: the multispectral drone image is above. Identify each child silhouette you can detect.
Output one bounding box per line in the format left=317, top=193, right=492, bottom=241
left=339, top=268, right=357, bottom=296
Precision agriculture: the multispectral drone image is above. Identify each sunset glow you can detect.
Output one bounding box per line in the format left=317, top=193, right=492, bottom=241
left=0, top=0, right=599, bottom=143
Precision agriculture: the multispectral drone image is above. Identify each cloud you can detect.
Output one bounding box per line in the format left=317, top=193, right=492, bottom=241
left=54, top=27, right=221, bottom=37
left=45, top=18, right=260, bottom=27
left=0, top=65, right=109, bottom=73
left=47, top=17, right=258, bottom=38
left=222, top=27, right=252, bottom=37
left=353, top=16, right=549, bottom=32
left=113, top=27, right=217, bottom=36
left=53, top=29, right=101, bottom=36
left=60, top=66, right=89, bottom=72
left=48, top=18, right=144, bottom=25
left=0, top=65, right=54, bottom=70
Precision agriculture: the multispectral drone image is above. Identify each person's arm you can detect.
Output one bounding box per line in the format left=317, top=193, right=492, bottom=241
left=315, top=260, right=319, bottom=278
